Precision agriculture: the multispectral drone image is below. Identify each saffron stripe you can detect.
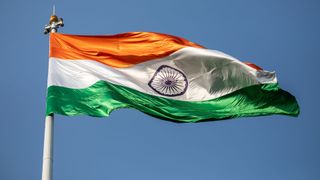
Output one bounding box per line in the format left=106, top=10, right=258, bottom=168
left=50, top=32, right=204, bottom=68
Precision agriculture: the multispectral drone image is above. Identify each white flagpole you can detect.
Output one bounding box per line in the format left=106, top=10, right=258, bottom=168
left=42, top=115, right=54, bottom=180
left=42, top=6, right=64, bottom=180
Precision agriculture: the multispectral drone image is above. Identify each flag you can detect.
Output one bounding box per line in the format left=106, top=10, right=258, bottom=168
left=46, top=32, right=299, bottom=122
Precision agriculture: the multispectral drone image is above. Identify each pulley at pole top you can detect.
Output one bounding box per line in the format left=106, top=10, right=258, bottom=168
left=44, top=5, right=64, bottom=34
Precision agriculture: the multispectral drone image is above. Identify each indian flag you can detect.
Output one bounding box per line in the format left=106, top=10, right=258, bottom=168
left=47, top=32, right=299, bottom=122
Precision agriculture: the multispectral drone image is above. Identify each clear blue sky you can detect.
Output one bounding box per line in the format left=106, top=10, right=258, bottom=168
left=0, top=0, right=319, bottom=179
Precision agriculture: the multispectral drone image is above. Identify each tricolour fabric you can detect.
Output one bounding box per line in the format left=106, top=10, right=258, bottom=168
left=47, top=32, right=299, bottom=122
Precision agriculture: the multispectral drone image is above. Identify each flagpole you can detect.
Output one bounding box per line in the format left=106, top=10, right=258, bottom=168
left=42, top=6, right=64, bottom=180
left=42, top=115, right=54, bottom=180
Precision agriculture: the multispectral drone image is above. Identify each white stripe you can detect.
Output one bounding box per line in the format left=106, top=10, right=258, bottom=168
left=48, top=47, right=277, bottom=101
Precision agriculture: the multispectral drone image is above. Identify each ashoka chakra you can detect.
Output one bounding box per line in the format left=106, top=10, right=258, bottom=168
left=148, top=65, right=188, bottom=97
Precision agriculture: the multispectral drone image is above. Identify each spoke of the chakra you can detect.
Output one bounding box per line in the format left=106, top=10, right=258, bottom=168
left=160, top=86, right=166, bottom=91
left=166, top=88, right=170, bottom=94
left=160, top=72, right=165, bottom=78
left=172, top=86, right=179, bottom=92
left=172, top=74, right=178, bottom=80
left=159, top=73, right=166, bottom=79
left=164, top=87, right=169, bottom=94
left=170, top=87, right=176, bottom=94
left=173, top=72, right=179, bottom=79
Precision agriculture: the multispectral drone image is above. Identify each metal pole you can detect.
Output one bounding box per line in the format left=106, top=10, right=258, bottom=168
left=41, top=115, right=54, bottom=180
left=42, top=7, right=64, bottom=180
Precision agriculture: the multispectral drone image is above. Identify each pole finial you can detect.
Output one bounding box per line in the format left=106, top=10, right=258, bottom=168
left=44, top=6, right=64, bottom=34
left=52, top=5, right=55, bottom=15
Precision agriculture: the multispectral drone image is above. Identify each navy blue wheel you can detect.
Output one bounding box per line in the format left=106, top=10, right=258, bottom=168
left=148, top=65, right=188, bottom=97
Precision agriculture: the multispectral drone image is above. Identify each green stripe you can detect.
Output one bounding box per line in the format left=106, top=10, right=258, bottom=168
left=46, top=81, right=299, bottom=122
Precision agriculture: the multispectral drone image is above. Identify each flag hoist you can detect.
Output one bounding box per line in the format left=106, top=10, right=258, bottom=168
left=42, top=6, right=64, bottom=180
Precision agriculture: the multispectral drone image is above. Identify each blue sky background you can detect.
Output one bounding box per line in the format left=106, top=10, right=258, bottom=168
left=0, top=0, right=319, bottom=179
